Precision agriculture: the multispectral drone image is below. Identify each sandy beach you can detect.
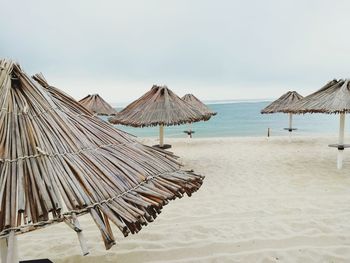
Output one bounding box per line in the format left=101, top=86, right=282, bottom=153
left=17, top=135, right=350, bottom=263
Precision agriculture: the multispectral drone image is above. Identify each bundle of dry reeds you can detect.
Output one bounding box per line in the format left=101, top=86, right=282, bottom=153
left=0, top=60, right=204, bottom=251
left=182, top=94, right=217, bottom=116
left=108, top=85, right=211, bottom=127
left=261, top=91, right=304, bottom=114
left=79, top=94, right=117, bottom=116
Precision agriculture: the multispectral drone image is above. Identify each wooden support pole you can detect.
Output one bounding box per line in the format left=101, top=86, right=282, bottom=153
left=288, top=113, right=293, bottom=142
left=6, top=231, right=18, bottom=263
left=339, top=113, right=345, bottom=145
left=0, top=238, right=7, bottom=263
left=72, top=214, right=89, bottom=256
left=159, top=125, right=164, bottom=147
left=337, top=113, right=345, bottom=169
left=289, top=113, right=293, bottom=130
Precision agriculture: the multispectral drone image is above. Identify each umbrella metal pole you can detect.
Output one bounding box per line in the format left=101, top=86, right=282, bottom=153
left=337, top=113, right=345, bottom=169
left=189, top=123, right=192, bottom=138
left=159, top=125, right=164, bottom=147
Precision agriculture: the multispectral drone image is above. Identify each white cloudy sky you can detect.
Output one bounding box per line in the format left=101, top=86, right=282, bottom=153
left=1, top=0, right=350, bottom=104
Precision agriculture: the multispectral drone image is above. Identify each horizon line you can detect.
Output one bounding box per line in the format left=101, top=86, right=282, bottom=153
left=110, top=98, right=273, bottom=107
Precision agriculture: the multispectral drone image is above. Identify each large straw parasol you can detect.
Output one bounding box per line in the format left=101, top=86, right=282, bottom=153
left=261, top=91, right=304, bottom=138
left=109, top=85, right=211, bottom=148
left=79, top=94, right=117, bottom=116
left=181, top=94, right=216, bottom=137
left=285, top=79, right=350, bottom=169
left=0, top=60, right=204, bottom=262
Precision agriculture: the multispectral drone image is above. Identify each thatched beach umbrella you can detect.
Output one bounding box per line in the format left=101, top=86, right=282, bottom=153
left=109, top=85, right=211, bottom=148
left=261, top=91, right=304, bottom=137
left=182, top=94, right=216, bottom=116
left=285, top=79, right=350, bottom=169
left=79, top=94, right=117, bottom=116
left=0, top=60, right=204, bottom=261
left=181, top=94, right=217, bottom=137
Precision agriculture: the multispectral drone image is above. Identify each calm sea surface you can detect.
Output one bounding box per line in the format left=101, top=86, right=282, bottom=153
left=101, top=102, right=349, bottom=138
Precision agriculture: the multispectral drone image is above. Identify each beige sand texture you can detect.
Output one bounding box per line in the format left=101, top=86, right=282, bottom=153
left=17, top=136, right=350, bottom=263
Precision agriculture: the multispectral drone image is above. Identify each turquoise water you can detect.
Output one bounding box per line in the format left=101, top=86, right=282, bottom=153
left=101, top=102, right=349, bottom=138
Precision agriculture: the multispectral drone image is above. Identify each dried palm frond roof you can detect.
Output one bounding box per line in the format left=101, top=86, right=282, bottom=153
left=182, top=94, right=217, bottom=116
left=109, top=85, right=211, bottom=127
left=0, top=60, right=204, bottom=250
left=33, top=73, right=95, bottom=116
left=261, top=91, right=304, bottom=114
left=33, top=73, right=135, bottom=139
left=79, top=94, right=117, bottom=116
left=284, top=79, right=350, bottom=114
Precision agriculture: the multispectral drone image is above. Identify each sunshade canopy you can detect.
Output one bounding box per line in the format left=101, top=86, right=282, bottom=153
left=182, top=94, right=217, bottom=116
left=79, top=94, right=117, bottom=116
left=261, top=91, right=304, bottom=114
left=0, top=60, right=204, bottom=250
left=109, top=85, right=211, bottom=127
left=284, top=80, right=350, bottom=114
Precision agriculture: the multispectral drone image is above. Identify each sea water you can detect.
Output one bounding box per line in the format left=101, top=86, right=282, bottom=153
left=101, top=101, right=349, bottom=138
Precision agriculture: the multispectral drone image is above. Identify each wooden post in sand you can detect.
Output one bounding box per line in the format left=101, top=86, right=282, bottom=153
left=329, top=113, right=349, bottom=169
left=337, top=113, right=345, bottom=169
left=0, top=238, right=7, bottom=263
left=3, top=231, right=18, bottom=263
left=283, top=113, right=296, bottom=142
left=159, top=124, right=164, bottom=147
left=72, top=214, right=89, bottom=256
left=188, top=123, right=193, bottom=138
left=183, top=123, right=194, bottom=138
left=288, top=113, right=293, bottom=142
left=289, top=113, right=293, bottom=130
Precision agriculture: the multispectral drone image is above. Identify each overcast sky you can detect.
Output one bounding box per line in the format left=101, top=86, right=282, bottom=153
left=1, top=0, right=350, bottom=104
